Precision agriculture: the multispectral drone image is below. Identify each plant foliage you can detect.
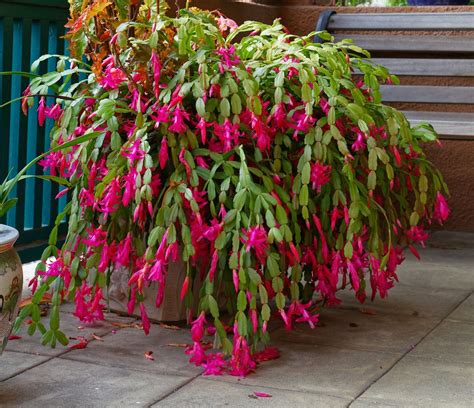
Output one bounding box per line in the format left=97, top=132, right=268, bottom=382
left=15, top=1, right=449, bottom=376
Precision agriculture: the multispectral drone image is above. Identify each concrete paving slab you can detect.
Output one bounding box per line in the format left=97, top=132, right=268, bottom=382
left=395, top=260, right=474, bottom=291
left=272, top=307, right=438, bottom=354
left=448, top=293, right=474, bottom=323
left=426, top=231, right=474, bottom=250
left=5, top=311, right=135, bottom=356
left=410, top=320, right=474, bottom=365
left=336, top=284, right=468, bottom=319
left=206, top=342, right=400, bottom=399
left=405, top=247, right=474, bottom=269
left=0, top=358, right=190, bottom=408
left=154, top=377, right=350, bottom=408
left=0, top=351, right=49, bottom=382
left=350, top=398, right=406, bottom=407
left=60, top=324, right=201, bottom=377
left=355, top=356, right=474, bottom=408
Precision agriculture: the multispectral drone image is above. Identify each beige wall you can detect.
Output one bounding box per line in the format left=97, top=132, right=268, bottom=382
left=187, top=1, right=474, bottom=231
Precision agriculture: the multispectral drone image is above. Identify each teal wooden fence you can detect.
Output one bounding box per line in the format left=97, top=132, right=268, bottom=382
left=0, top=0, right=69, bottom=262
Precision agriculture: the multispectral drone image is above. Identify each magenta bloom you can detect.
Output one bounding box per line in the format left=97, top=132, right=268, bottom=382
left=159, top=137, right=169, bottom=169
left=122, top=140, right=145, bottom=163
left=310, top=161, right=332, bottom=189
left=116, top=233, right=133, bottom=267
left=100, top=58, right=127, bottom=90
left=352, top=131, right=366, bottom=152
left=241, top=226, right=269, bottom=263
left=37, top=97, right=46, bottom=126
left=151, top=51, right=161, bottom=98
left=168, top=106, right=189, bottom=133
left=45, top=103, right=62, bottom=121
left=202, top=353, right=226, bottom=376
left=434, top=192, right=450, bottom=224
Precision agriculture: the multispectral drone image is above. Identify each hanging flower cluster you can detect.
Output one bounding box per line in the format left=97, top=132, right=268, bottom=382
left=16, top=1, right=449, bottom=376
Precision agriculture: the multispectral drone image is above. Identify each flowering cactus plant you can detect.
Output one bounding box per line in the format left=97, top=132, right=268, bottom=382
left=15, top=1, right=449, bottom=376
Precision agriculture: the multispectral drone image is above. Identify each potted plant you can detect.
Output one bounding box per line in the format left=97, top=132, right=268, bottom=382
left=13, top=1, right=449, bottom=375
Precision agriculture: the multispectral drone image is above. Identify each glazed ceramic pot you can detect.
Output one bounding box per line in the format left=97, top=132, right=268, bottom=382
left=0, top=225, right=23, bottom=356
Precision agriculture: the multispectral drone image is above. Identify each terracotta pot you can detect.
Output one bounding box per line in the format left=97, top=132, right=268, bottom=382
left=0, top=225, right=23, bottom=356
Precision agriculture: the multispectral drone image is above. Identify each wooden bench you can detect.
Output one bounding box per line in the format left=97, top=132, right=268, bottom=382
left=315, top=11, right=474, bottom=140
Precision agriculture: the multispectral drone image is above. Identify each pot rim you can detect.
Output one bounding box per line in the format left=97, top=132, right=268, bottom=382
left=0, top=224, right=19, bottom=253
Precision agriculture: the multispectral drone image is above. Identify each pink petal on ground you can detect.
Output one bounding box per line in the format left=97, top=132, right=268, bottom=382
left=254, top=392, right=272, bottom=398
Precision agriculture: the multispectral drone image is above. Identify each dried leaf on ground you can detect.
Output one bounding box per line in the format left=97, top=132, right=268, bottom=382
left=359, top=308, right=377, bottom=315
left=159, top=323, right=180, bottom=330
left=167, top=343, right=189, bottom=348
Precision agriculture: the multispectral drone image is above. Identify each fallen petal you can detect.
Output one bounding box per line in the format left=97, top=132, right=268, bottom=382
left=254, top=392, right=272, bottom=398
left=144, top=351, right=155, bottom=361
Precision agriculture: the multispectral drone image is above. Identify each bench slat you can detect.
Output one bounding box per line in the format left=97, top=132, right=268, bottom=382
left=370, top=58, right=474, bottom=77
left=403, top=111, right=474, bottom=140
left=334, top=34, right=474, bottom=54
left=328, top=13, right=474, bottom=31
left=380, top=85, right=474, bottom=104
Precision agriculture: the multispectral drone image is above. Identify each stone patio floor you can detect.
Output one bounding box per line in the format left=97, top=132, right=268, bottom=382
left=0, top=231, right=473, bottom=407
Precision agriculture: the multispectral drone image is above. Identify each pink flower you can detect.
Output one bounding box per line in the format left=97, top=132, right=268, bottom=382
left=45, top=103, right=62, bottom=121
left=151, top=104, right=169, bottom=127
left=241, top=226, right=268, bottom=263
left=116, top=233, right=133, bottom=267
left=202, top=353, right=226, bottom=376
left=74, top=284, right=105, bottom=323
left=37, top=97, right=46, bottom=126
left=229, top=335, right=256, bottom=377
left=232, top=269, right=239, bottom=292
left=216, top=45, right=240, bottom=71
left=122, top=140, right=145, bottom=163
left=186, top=342, right=207, bottom=366
left=151, top=51, right=161, bottom=98
left=100, top=58, right=127, bottom=90
left=434, top=192, right=450, bottom=224
left=209, top=249, right=219, bottom=282
left=191, top=312, right=207, bottom=342
left=168, top=106, right=189, bottom=133
left=159, top=137, right=168, bottom=169
left=122, top=168, right=137, bottom=206
left=196, top=117, right=209, bottom=144
left=310, top=161, right=332, bottom=190
left=352, top=131, right=366, bottom=152
left=180, top=276, right=189, bottom=300
left=407, top=225, right=429, bottom=247
left=252, top=347, right=280, bottom=363
left=217, top=15, right=238, bottom=34
left=100, top=177, right=122, bottom=213
left=139, top=303, right=151, bottom=335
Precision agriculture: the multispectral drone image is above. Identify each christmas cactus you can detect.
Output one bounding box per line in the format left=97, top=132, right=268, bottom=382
left=15, top=1, right=449, bottom=376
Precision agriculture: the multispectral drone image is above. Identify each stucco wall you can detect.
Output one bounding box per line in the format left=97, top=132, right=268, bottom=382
left=186, top=1, right=474, bottom=231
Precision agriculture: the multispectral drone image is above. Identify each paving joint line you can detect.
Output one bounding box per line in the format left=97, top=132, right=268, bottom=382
left=0, top=325, right=126, bottom=383
left=146, top=373, right=203, bottom=407
left=200, top=376, right=350, bottom=401
left=346, top=290, right=473, bottom=408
